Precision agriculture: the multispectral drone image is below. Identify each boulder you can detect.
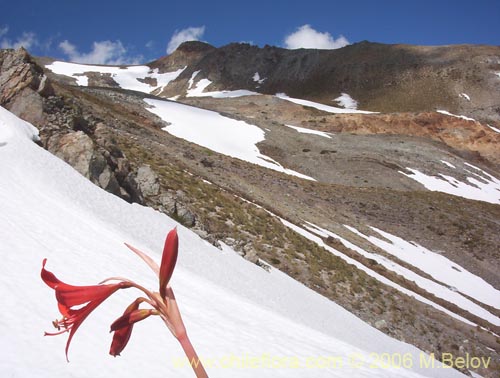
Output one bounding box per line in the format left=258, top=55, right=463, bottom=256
left=48, top=131, right=94, bottom=178
left=7, top=87, right=45, bottom=126
left=47, top=130, right=122, bottom=197
left=135, top=165, right=160, bottom=197
left=374, top=319, right=388, bottom=330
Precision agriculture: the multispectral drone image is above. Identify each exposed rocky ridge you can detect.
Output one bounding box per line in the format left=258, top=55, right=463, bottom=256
left=1, top=47, right=500, bottom=377
left=0, top=48, right=53, bottom=126
left=153, top=41, right=500, bottom=123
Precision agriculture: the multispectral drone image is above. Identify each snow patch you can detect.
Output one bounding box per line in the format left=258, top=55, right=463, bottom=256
left=0, top=105, right=40, bottom=143
left=459, top=93, right=471, bottom=101
left=285, top=124, right=332, bottom=138
left=276, top=93, right=375, bottom=114
left=46, top=61, right=186, bottom=94
left=487, top=124, right=500, bottom=133
left=334, top=93, right=358, bottom=110
left=144, top=98, right=314, bottom=180
left=436, top=110, right=475, bottom=122
left=186, top=77, right=259, bottom=98
left=440, top=160, right=456, bottom=169
left=188, top=70, right=201, bottom=89
left=400, top=167, right=500, bottom=204
left=186, top=77, right=212, bottom=96
left=252, top=72, right=266, bottom=84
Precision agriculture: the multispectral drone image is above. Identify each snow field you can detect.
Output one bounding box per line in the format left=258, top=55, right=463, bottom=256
left=144, top=98, right=315, bottom=180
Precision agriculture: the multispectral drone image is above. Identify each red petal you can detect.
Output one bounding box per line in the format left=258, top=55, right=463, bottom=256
left=58, top=302, right=71, bottom=317
left=63, top=286, right=134, bottom=360
left=109, top=325, right=133, bottom=357
left=64, top=299, right=102, bottom=361
left=55, top=283, right=123, bottom=307
left=41, top=259, right=71, bottom=290
left=109, top=299, right=142, bottom=357
left=159, top=228, right=178, bottom=298
left=110, top=309, right=154, bottom=332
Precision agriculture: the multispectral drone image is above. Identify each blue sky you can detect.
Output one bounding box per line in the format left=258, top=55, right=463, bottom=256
left=1, top=0, right=498, bottom=64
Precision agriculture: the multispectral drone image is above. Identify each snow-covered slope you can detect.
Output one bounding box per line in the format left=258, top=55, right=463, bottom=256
left=279, top=218, right=485, bottom=327
left=144, top=98, right=314, bottom=180
left=0, top=106, right=467, bottom=377
left=46, top=61, right=185, bottom=93
left=45, top=61, right=259, bottom=99
left=301, top=223, right=500, bottom=326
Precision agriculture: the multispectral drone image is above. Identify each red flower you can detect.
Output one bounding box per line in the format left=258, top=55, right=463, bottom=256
left=42, top=227, right=208, bottom=378
left=41, top=259, right=131, bottom=360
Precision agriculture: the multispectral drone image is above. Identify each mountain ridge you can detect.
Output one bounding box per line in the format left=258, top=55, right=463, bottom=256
left=147, top=40, right=500, bottom=123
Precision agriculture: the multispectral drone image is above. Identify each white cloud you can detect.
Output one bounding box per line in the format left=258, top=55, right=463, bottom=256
left=59, top=40, right=142, bottom=65
left=166, top=26, right=205, bottom=54
left=284, top=24, right=349, bottom=50
left=0, top=26, right=8, bottom=38
left=0, top=30, right=38, bottom=50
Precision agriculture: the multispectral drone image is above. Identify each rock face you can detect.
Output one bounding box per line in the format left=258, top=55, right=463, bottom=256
left=0, top=48, right=52, bottom=126
left=47, top=131, right=121, bottom=195
left=0, top=48, right=48, bottom=103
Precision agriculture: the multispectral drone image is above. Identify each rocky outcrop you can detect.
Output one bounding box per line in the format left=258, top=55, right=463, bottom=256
left=0, top=48, right=53, bottom=126
left=0, top=48, right=52, bottom=104
left=0, top=49, right=151, bottom=204
left=0, top=48, right=203, bottom=224
left=318, top=111, right=500, bottom=165
left=158, top=190, right=196, bottom=227
left=47, top=130, right=122, bottom=195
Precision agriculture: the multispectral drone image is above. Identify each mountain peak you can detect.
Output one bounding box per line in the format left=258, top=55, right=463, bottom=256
left=175, top=40, right=215, bottom=53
